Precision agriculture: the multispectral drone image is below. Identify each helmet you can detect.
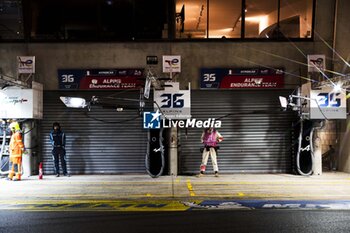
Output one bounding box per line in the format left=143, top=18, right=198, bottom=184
left=9, top=121, right=20, bottom=132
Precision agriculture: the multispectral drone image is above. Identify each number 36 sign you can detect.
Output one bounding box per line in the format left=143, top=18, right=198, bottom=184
left=310, top=87, right=346, bottom=119
left=154, top=82, right=191, bottom=119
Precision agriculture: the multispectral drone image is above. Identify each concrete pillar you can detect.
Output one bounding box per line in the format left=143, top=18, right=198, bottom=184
left=169, top=127, right=178, bottom=176
left=313, top=136, right=322, bottom=175
left=22, top=121, right=33, bottom=177
left=339, top=118, right=350, bottom=172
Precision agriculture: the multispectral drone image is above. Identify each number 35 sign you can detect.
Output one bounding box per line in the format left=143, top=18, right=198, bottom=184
left=154, top=82, right=191, bottom=119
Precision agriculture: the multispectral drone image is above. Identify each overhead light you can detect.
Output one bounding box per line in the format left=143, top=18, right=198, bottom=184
left=105, top=0, right=113, bottom=5
left=60, top=97, right=87, bottom=108
left=279, top=96, right=288, bottom=108
left=146, top=56, right=158, bottom=65
left=333, top=82, right=342, bottom=92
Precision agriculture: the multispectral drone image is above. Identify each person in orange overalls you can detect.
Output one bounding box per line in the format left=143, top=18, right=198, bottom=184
left=8, top=121, right=24, bottom=181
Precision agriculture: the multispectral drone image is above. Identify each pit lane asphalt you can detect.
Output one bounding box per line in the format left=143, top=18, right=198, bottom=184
left=1, top=172, right=350, bottom=211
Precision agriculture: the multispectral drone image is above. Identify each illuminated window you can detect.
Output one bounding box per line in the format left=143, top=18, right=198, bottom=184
left=279, top=0, right=313, bottom=38
left=245, top=0, right=279, bottom=38
left=0, top=0, right=314, bottom=41
left=175, top=0, right=241, bottom=39
left=209, top=0, right=241, bottom=38
left=175, top=0, right=314, bottom=40
left=176, top=0, right=208, bottom=39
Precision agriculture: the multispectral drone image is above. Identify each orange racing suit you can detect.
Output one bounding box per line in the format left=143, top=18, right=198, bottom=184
left=8, top=131, right=24, bottom=180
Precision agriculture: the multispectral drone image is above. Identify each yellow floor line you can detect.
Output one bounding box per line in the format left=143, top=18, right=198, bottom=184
left=0, top=200, right=191, bottom=211
left=186, top=179, right=196, bottom=197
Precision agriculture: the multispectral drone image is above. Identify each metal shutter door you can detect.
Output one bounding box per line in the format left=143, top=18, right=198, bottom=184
left=41, top=91, right=148, bottom=174
left=179, top=90, right=297, bottom=174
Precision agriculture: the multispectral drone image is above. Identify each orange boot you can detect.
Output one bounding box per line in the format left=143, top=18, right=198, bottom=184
left=14, top=173, right=21, bottom=181
left=7, top=163, right=15, bottom=180
left=8, top=171, right=15, bottom=180
left=14, top=161, right=22, bottom=181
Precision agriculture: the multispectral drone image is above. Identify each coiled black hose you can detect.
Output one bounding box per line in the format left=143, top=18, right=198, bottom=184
left=145, top=128, right=165, bottom=178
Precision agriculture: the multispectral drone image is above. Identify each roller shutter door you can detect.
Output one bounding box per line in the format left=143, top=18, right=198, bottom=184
left=179, top=90, right=297, bottom=174
left=41, top=91, right=148, bottom=174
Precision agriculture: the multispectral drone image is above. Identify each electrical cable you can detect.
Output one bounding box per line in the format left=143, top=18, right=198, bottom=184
left=23, top=126, right=35, bottom=135
left=105, top=89, right=138, bottom=98
left=83, top=111, right=141, bottom=124
left=312, top=98, right=329, bottom=121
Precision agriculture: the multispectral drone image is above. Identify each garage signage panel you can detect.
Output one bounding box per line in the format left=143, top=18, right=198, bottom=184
left=17, top=56, right=35, bottom=74
left=0, top=85, right=43, bottom=119
left=310, top=87, right=346, bottom=119
left=154, top=82, right=191, bottom=119
left=307, top=54, right=325, bottom=73
left=58, top=69, right=144, bottom=90
left=200, top=68, right=284, bottom=89
left=162, top=55, right=181, bottom=73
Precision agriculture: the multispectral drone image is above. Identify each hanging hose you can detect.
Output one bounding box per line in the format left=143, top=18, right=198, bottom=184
left=296, top=120, right=324, bottom=176
left=296, top=119, right=313, bottom=176
left=145, top=128, right=165, bottom=178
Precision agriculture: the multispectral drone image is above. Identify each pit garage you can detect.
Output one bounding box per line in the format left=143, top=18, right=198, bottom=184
left=179, top=89, right=298, bottom=174
left=40, top=91, right=148, bottom=174
left=40, top=89, right=297, bottom=175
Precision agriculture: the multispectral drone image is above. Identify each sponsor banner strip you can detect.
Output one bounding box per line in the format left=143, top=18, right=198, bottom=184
left=200, top=68, right=284, bottom=89
left=58, top=69, right=144, bottom=90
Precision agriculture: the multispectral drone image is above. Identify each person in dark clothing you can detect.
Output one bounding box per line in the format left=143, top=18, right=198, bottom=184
left=49, top=122, right=70, bottom=177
